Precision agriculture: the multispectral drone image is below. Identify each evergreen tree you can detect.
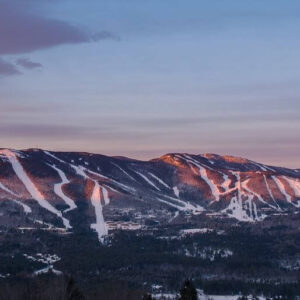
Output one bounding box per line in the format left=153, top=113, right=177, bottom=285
left=179, top=280, right=197, bottom=300
left=65, top=277, right=85, bottom=300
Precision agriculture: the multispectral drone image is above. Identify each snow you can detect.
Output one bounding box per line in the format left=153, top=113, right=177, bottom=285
left=44, top=152, right=114, bottom=242
left=34, top=265, right=62, bottom=276
left=242, top=179, right=277, bottom=211
left=135, top=171, right=161, bottom=191
left=48, top=164, right=77, bottom=212
left=90, top=181, right=108, bottom=243
left=198, top=165, right=220, bottom=201
left=263, top=175, right=280, bottom=209
left=272, top=176, right=292, bottom=204
left=86, top=168, right=136, bottom=192
left=102, top=186, right=110, bottom=205
left=222, top=195, right=253, bottom=222
left=111, top=162, right=136, bottom=181
left=221, top=173, right=231, bottom=193
left=152, top=293, right=177, bottom=299
left=153, top=292, right=265, bottom=300
left=44, top=151, right=66, bottom=164
left=168, top=211, right=179, bottom=223
left=0, top=181, right=18, bottom=196
left=283, top=176, right=300, bottom=198
left=163, top=194, right=204, bottom=213
left=70, top=164, right=89, bottom=179
left=107, top=221, right=141, bottom=230
left=183, top=155, right=220, bottom=201
left=251, top=161, right=267, bottom=171
left=13, top=199, right=32, bottom=213
left=156, top=197, right=187, bottom=211
left=173, top=186, right=180, bottom=197
left=221, top=172, right=253, bottom=222
left=45, top=150, right=134, bottom=192
left=24, top=253, right=62, bottom=276
left=148, top=172, right=171, bottom=189
left=24, top=253, right=60, bottom=264
left=2, top=150, right=71, bottom=229
left=180, top=228, right=213, bottom=235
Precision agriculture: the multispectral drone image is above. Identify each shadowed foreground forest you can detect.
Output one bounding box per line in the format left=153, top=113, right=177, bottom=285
left=0, top=275, right=300, bottom=300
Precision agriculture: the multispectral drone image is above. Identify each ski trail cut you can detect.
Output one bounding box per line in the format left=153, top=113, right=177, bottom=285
left=272, top=176, right=292, bottom=204
left=283, top=177, right=300, bottom=197
left=251, top=161, right=267, bottom=171
left=45, top=152, right=111, bottom=241
left=135, top=171, right=160, bottom=191
left=111, top=163, right=136, bottom=181
left=3, top=150, right=71, bottom=229
left=221, top=173, right=231, bottom=193
left=173, top=186, right=180, bottom=197
left=0, top=181, right=18, bottom=196
left=13, top=199, right=32, bottom=214
left=48, top=164, right=77, bottom=212
left=182, top=155, right=220, bottom=201
left=90, top=181, right=108, bottom=243
left=148, top=172, right=171, bottom=189
left=162, top=194, right=204, bottom=212
left=45, top=151, right=134, bottom=193
left=263, top=175, right=280, bottom=209
left=242, top=179, right=277, bottom=210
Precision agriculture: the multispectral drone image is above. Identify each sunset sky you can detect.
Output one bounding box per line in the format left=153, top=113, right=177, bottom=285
left=1, top=0, right=300, bottom=168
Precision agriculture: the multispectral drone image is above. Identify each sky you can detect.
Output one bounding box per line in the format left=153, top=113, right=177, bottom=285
left=1, top=0, right=300, bottom=168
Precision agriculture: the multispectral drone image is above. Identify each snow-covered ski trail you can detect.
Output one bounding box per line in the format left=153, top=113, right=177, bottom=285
left=183, top=155, right=220, bottom=201
left=90, top=181, right=108, bottom=243
left=173, top=186, right=180, bottom=197
left=272, top=176, right=293, bottom=204
left=111, top=162, right=136, bottom=182
left=263, top=175, right=281, bottom=209
left=148, top=172, right=171, bottom=189
left=13, top=199, right=32, bottom=214
left=44, top=152, right=113, bottom=241
left=0, top=181, right=18, bottom=196
left=48, top=164, right=77, bottom=212
left=135, top=171, right=160, bottom=191
left=241, top=178, right=278, bottom=210
left=3, top=150, right=71, bottom=229
left=45, top=151, right=135, bottom=193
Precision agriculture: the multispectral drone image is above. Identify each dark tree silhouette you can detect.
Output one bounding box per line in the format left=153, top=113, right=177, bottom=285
left=142, top=294, right=153, bottom=300
left=179, top=280, right=197, bottom=300
left=66, top=277, right=85, bottom=300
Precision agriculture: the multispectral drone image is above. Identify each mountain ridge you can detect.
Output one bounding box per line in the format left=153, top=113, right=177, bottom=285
left=2, top=147, right=299, bottom=170
left=0, top=148, right=300, bottom=243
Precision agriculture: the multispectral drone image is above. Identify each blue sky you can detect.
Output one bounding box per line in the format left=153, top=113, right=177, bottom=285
left=1, top=0, right=300, bottom=167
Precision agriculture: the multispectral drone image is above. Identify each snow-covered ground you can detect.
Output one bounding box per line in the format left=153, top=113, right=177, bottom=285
left=152, top=289, right=266, bottom=300
left=24, top=253, right=62, bottom=276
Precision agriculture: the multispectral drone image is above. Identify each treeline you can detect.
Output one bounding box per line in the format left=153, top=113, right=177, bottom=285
left=1, top=276, right=299, bottom=300
left=196, top=278, right=300, bottom=300
left=0, top=276, right=144, bottom=300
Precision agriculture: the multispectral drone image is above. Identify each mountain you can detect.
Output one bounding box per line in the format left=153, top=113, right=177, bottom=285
left=0, top=148, right=300, bottom=241
left=1, top=148, right=300, bottom=297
